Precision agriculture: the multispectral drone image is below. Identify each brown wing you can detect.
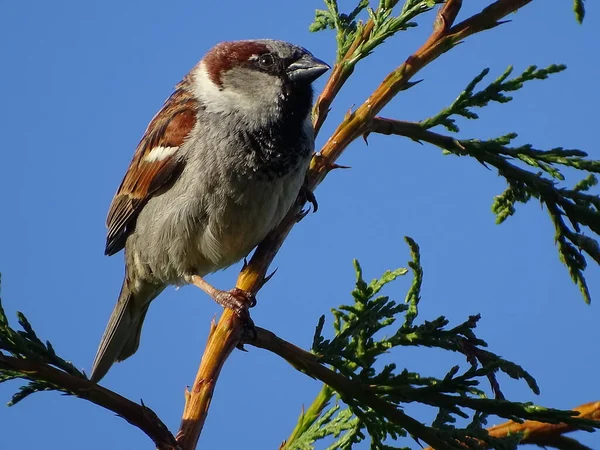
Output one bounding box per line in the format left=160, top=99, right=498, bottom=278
left=105, top=87, right=199, bottom=256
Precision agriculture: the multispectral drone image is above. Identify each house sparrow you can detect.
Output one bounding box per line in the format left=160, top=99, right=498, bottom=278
left=90, top=40, right=329, bottom=382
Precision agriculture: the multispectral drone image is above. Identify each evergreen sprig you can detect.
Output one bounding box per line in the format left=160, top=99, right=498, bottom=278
left=286, top=402, right=360, bottom=450
left=311, top=1, right=585, bottom=65
left=574, top=0, right=586, bottom=24
left=310, top=1, right=440, bottom=63
left=283, top=238, right=599, bottom=449
left=372, top=123, right=600, bottom=303
left=0, top=277, right=85, bottom=405
left=407, top=62, right=600, bottom=304
left=443, top=134, right=599, bottom=304
left=420, top=64, right=567, bottom=133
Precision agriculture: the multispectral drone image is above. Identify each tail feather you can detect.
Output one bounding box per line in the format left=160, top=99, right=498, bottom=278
left=115, top=302, right=150, bottom=363
left=90, top=281, right=162, bottom=382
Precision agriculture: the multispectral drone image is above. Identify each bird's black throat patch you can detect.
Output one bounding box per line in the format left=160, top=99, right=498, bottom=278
left=241, top=83, right=314, bottom=180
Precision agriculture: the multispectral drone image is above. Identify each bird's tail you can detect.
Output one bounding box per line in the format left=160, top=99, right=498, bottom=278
left=90, top=279, right=162, bottom=382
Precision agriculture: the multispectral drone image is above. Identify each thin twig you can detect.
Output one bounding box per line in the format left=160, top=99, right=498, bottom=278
left=366, top=116, right=594, bottom=220
left=313, top=17, right=376, bottom=135
left=0, top=354, right=179, bottom=450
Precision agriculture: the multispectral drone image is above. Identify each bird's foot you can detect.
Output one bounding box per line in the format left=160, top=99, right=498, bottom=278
left=211, top=287, right=257, bottom=313
left=187, top=275, right=257, bottom=342
left=213, top=289, right=257, bottom=347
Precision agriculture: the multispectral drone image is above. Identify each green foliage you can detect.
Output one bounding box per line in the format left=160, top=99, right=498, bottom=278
left=311, top=0, right=585, bottom=63
left=287, top=398, right=360, bottom=450
left=309, top=0, right=598, bottom=304
left=310, top=0, right=370, bottom=57
left=283, top=240, right=599, bottom=449
left=463, top=133, right=598, bottom=303
left=416, top=64, right=600, bottom=303
left=310, top=1, right=440, bottom=64
left=0, top=277, right=85, bottom=405
left=420, top=65, right=567, bottom=133
left=574, top=0, right=586, bottom=24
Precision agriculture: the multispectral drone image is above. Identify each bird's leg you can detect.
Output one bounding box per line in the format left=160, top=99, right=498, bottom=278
left=186, top=275, right=257, bottom=344
left=188, top=275, right=257, bottom=313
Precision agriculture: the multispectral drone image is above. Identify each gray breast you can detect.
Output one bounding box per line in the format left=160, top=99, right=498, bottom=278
left=126, top=113, right=313, bottom=285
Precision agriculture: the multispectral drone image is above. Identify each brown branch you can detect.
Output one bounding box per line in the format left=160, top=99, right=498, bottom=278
left=175, top=212, right=300, bottom=450
left=249, top=327, right=600, bottom=449
left=312, top=17, right=376, bottom=135
left=367, top=116, right=463, bottom=148
left=176, top=314, right=240, bottom=449
left=488, top=401, right=600, bottom=443
left=250, top=327, right=456, bottom=450
left=176, top=1, right=538, bottom=448
left=526, top=435, right=593, bottom=450
left=424, top=402, right=600, bottom=450
left=421, top=0, right=462, bottom=50
left=366, top=116, right=586, bottom=206
left=0, top=354, right=179, bottom=450
left=315, top=0, right=533, bottom=184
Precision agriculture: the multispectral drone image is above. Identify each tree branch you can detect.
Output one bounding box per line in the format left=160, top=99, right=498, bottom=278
left=176, top=315, right=239, bottom=449
left=3, top=318, right=598, bottom=450
left=248, top=328, right=600, bottom=450
left=0, top=354, right=179, bottom=450
left=313, top=0, right=533, bottom=189
left=312, top=12, right=376, bottom=135
left=489, top=401, right=600, bottom=442
left=174, top=213, right=299, bottom=450
left=368, top=116, right=600, bottom=302
left=425, top=401, right=600, bottom=450
left=367, top=116, right=463, bottom=148
left=250, top=327, right=456, bottom=450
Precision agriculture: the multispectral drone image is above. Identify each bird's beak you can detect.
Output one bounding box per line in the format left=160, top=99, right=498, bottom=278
left=286, top=53, right=330, bottom=83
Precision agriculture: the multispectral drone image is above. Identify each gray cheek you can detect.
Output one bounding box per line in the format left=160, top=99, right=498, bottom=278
left=215, top=69, right=284, bottom=125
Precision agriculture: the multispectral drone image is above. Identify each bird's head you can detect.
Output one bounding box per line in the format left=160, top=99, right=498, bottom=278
left=191, top=39, right=330, bottom=126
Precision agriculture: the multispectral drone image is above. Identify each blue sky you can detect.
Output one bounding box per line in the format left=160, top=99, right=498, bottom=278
left=1, top=1, right=599, bottom=449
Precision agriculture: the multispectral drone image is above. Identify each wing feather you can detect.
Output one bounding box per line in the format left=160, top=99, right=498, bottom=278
left=105, top=85, right=199, bottom=256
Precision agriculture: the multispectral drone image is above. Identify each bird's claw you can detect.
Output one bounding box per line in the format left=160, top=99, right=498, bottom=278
left=300, top=185, right=318, bottom=213
left=295, top=185, right=318, bottom=222
left=296, top=208, right=310, bottom=222
left=236, top=314, right=257, bottom=351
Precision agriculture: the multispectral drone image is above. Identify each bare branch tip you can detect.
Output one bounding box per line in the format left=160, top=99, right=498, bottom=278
left=329, top=163, right=352, bottom=171
left=261, top=268, right=279, bottom=289
left=344, top=106, right=356, bottom=121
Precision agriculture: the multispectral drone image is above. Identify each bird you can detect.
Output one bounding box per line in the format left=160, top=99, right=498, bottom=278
left=90, top=39, right=329, bottom=382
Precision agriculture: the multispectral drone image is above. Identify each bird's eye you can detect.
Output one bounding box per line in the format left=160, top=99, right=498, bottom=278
left=258, top=53, right=275, bottom=67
